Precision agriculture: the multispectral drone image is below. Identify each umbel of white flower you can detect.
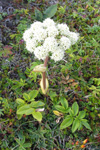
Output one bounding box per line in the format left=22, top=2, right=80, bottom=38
left=23, top=18, right=79, bottom=62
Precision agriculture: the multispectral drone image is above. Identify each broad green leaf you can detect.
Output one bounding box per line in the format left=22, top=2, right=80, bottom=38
left=72, top=102, right=79, bottom=116
left=32, top=110, right=42, bottom=122
left=29, top=90, right=38, bottom=100
left=81, top=119, right=87, bottom=122
left=23, top=93, right=30, bottom=101
left=69, top=109, right=74, bottom=116
left=30, top=101, right=44, bottom=108
left=35, top=8, right=43, bottom=21
left=60, top=97, right=68, bottom=109
left=60, top=116, right=73, bottom=129
left=78, top=122, right=83, bottom=130
left=16, top=98, right=25, bottom=105
left=17, top=114, right=23, bottom=120
left=72, top=119, right=80, bottom=133
left=55, top=105, right=66, bottom=113
left=43, top=4, right=57, bottom=19
left=17, top=105, right=34, bottom=115
left=82, top=120, right=91, bottom=130
left=78, top=111, right=86, bottom=119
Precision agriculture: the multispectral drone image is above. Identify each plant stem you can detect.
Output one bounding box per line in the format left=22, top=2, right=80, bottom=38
left=42, top=56, right=49, bottom=89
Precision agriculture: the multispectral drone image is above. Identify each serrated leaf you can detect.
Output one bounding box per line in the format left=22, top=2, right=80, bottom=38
left=30, top=101, right=44, bottom=108
left=72, top=119, right=80, bottom=133
left=43, top=4, right=57, bottom=19
left=29, top=90, right=38, bottom=100
left=32, top=110, right=42, bottom=122
left=60, top=97, right=68, bottom=109
left=60, top=116, right=73, bottom=129
left=82, top=120, right=91, bottom=130
left=16, top=98, right=25, bottom=105
left=35, top=8, right=43, bottom=21
left=17, top=105, right=34, bottom=115
left=69, top=109, right=74, bottom=116
left=78, top=111, right=86, bottom=119
left=23, top=93, right=30, bottom=101
left=78, top=122, right=83, bottom=130
left=72, top=102, right=79, bottom=116
left=55, top=105, right=66, bottom=113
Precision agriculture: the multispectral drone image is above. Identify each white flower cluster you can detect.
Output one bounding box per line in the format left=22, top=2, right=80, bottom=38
left=23, top=18, right=79, bottom=62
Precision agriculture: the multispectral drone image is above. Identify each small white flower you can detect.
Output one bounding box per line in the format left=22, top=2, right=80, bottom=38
left=34, top=46, right=49, bottom=60
left=51, top=48, right=64, bottom=62
left=46, top=26, right=59, bottom=37
left=26, top=38, right=37, bottom=53
left=68, top=32, right=79, bottom=45
left=31, top=21, right=43, bottom=30
left=60, top=36, right=71, bottom=50
left=43, top=37, right=58, bottom=52
left=43, top=18, right=55, bottom=28
left=57, top=23, right=70, bottom=36
left=23, top=28, right=33, bottom=41
left=33, top=28, right=47, bottom=42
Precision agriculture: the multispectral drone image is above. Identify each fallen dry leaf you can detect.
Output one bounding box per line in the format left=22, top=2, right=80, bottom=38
left=71, top=82, right=79, bottom=87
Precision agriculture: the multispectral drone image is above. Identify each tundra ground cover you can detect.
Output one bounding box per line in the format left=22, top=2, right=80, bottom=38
left=0, top=0, right=100, bottom=149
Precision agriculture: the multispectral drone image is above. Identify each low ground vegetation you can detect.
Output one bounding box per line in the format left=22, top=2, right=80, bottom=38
left=0, top=0, right=100, bottom=149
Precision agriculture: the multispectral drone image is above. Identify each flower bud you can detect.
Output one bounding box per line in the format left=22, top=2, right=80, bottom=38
left=75, top=141, right=79, bottom=145
left=83, top=139, right=88, bottom=144
left=81, top=145, right=85, bottom=148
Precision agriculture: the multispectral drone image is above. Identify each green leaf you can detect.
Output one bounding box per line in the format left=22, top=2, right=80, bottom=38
left=60, top=116, right=73, bottom=129
left=72, top=102, right=79, bottom=116
left=82, top=120, right=91, bottom=130
left=16, top=138, right=21, bottom=145
left=60, top=97, right=68, bottom=109
left=55, top=105, right=66, bottom=113
left=49, top=91, right=57, bottom=100
left=17, top=114, right=23, bottom=120
left=35, top=8, right=43, bottom=21
left=23, top=143, right=31, bottom=148
left=69, top=109, right=74, bottom=116
left=30, top=101, right=45, bottom=108
left=78, top=122, right=83, bottom=130
left=29, top=90, right=38, bottom=100
left=19, top=146, right=26, bottom=150
left=78, top=111, right=86, bottom=119
left=32, top=110, right=42, bottom=122
left=43, top=4, right=57, bottom=19
left=17, top=105, right=34, bottom=115
left=23, top=93, right=30, bottom=101
left=16, top=98, right=25, bottom=105
left=72, top=119, right=80, bottom=133
left=21, top=136, right=25, bottom=144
